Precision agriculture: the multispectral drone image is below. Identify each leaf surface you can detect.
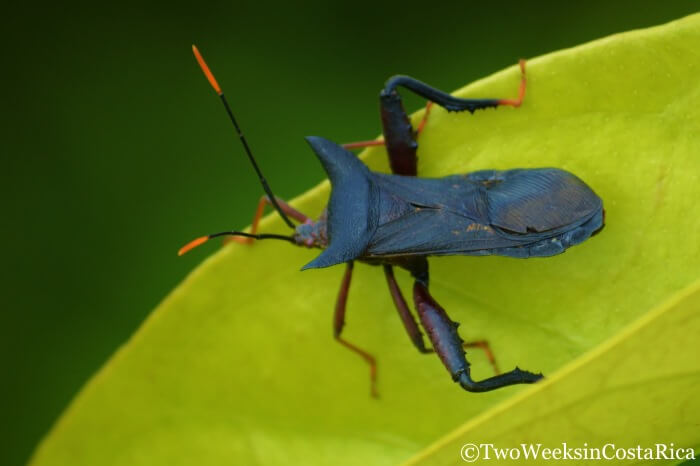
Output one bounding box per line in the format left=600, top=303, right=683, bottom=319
left=407, top=279, right=700, bottom=465
left=31, top=13, right=700, bottom=466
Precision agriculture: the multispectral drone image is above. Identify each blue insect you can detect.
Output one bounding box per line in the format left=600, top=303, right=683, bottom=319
left=181, top=47, right=604, bottom=397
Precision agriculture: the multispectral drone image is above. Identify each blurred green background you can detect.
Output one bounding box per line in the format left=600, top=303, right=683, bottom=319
left=3, top=1, right=698, bottom=464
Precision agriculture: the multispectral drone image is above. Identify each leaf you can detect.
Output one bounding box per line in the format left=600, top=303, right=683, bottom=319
left=30, top=13, right=700, bottom=466
left=406, top=279, right=700, bottom=465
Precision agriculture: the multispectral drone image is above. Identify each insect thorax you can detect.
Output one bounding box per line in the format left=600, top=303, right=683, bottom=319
left=293, top=210, right=328, bottom=249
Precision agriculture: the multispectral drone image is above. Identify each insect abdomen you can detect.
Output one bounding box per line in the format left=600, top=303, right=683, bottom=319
left=462, top=207, right=604, bottom=258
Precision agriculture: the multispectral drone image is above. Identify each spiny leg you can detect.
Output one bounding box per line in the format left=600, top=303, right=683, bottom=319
left=334, top=261, right=378, bottom=398
left=384, top=60, right=527, bottom=112
left=384, top=264, right=500, bottom=374
left=406, top=259, right=542, bottom=393
left=231, top=195, right=309, bottom=245
left=380, top=59, right=527, bottom=176
left=341, top=101, right=433, bottom=151
left=379, top=84, right=419, bottom=176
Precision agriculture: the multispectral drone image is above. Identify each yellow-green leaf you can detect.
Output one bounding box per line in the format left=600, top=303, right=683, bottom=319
left=30, top=13, right=700, bottom=466
left=407, top=278, right=700, bottom=465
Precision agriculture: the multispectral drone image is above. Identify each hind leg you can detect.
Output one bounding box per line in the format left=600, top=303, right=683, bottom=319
left=384, top=265, right=501, bottom=374
left=341, top=101, right=433, bottom=151
left=405, top=258, right=542, bottom=393
left=348, top=60, right=527, bottom=176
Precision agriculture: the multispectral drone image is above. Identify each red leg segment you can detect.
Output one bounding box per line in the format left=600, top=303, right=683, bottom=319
left=341, top=139, right=386, bottom=150
left=463, top=340, right=501, bottom=375
left=384, top=265, right=500, bottom=374
left=334, top=261, right=378, bottom=398
left=498, top=59, right=527, bottom=107
left=231, top=195, right=309, bottom=245
left=384, top=265, right=430, bottom=353
left=341, top=100, right=434, bottom=151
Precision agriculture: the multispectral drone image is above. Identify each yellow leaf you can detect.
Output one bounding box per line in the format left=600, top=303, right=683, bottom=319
left=30, top=13, right=700, bottom=466
left=406, top=278, right=700, bottom=465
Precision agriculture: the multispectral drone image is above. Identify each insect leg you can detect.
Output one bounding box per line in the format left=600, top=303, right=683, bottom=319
left=463, top=340, right=501, bottom=375
left=334, top=261, right=379, bottom=398
left=379, top=85, right=419, bottom=176
left=384, top=60, right=527, bottom=113
left=379, top=60, right=526, bottom=177
left=414, top=101, right=434, bottom=137
left=341, top=139, right=386, bottom=150
left=231, top=195, right=309, bottom=245
left=384, top=265, right=431, bottom=353
left=341, top=102, right=433, bottom=151
left=387, top=262, right=500, bottom=374
left=407, top=260, right=542, bottom=393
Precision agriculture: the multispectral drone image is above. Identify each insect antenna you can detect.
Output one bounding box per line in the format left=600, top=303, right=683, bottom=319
left=192, top=44, right=295, bottom=229
left=179, top=231, right=295, bottom=256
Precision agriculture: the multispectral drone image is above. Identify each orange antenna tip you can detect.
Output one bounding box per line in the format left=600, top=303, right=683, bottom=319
left=192, top=44, right=222, bottom=95
left=178, top=235, right=210, bottom=256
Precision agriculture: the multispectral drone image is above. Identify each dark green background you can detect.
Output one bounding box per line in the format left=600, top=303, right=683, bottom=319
left=3, top=2, right=697, bottom=464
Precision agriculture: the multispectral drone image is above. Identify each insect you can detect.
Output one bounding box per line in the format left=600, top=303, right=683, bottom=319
left=180, top=46, right=605, bottom=397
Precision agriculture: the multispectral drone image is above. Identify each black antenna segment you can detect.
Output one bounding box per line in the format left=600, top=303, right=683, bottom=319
left=192, top=45, right=295, bottom=229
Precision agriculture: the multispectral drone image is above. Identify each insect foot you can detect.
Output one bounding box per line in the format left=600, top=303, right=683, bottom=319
left=457, top=366, right=544, bottom=393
